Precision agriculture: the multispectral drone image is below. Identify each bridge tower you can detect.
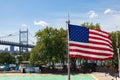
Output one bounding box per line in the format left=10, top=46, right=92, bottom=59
left=19, top=29, right=28, bottom=54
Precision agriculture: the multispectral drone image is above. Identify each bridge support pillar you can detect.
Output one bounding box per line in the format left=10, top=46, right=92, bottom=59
left=10, top=45, right=14, bottom=54
left=19, top=46, right=28, bottom=54
left=19, top=29, right=28, bottom=54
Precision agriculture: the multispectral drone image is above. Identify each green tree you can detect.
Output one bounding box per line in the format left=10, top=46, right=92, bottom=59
left=30, top=27, right=67, bottom=67
left=81, top=22, right=101, bottom=29
left=22, top=52, right=30, bottom=61
left=0, top=52, right=15, bottom=64
left=110, top=31, right=120, bottom=65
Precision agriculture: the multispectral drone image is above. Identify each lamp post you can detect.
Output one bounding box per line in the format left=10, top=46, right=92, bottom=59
left=116, top=30, right=120, bottom=77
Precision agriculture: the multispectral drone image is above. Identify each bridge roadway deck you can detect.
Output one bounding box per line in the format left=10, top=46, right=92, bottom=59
left=0, top=40, right=34, bottom=48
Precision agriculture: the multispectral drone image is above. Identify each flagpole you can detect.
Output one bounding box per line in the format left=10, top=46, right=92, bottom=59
left=66, top=13, right=70, bottom=80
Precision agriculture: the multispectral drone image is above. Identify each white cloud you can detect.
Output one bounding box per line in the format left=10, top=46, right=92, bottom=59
left=111, top=14, right=120, bottom=26
left=104, top=9, right=113, bottom=14
left=34, top=21, right=48, bottom=27
left=99, top=13, right=120, bottom=32
left=88, top=11, right=98, bottom=18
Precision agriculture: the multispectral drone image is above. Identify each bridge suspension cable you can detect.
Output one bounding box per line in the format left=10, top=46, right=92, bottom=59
left=28, top=31, right=37, bottom=39
left=28, top=31, right=37, bottom=44
left=0, top=32, right=19, bottom=43
left=0, top=32, right=18, bottom=39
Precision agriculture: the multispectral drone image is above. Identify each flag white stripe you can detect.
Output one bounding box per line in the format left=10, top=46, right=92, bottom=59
left=89, top=29, right=109, bottom=37
left=69, top=41, right=113, bottom=50
left=89, top=38, right=111, bottom=45
left=89, top=34, right=112, bottom=43
left=69, top=46, right=113, bottom=54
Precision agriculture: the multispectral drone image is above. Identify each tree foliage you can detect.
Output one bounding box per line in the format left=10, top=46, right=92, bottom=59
left=0, top=52, right=15, bottom=64
left=30, top=27, right=67, bottom=66
left=21, top=52, right=30, bottom=61
left=81, top=22, right=101, bottom=30
left=110, top=31, right=120, bottom=64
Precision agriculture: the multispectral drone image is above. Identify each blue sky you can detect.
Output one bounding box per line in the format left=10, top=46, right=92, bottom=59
left=0, top=0, right=120, bottom=49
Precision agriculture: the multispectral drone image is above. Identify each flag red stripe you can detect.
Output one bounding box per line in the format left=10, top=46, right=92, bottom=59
left=69, top=54, right=113, bottom=61
left=69, top=43, right=113, bottom=52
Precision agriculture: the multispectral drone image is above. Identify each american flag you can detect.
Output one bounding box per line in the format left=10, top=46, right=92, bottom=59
left=68, top=24, right=114, bottom=60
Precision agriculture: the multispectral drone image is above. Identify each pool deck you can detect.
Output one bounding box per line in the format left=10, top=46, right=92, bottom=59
left=92, top=72, right=114, bottom=80
left=0, top=72, right=118, bottom=80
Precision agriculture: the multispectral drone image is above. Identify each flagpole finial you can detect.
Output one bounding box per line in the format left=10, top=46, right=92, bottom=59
left=66, top=20, right=70, bottom=24
left=66, top=13, right=70, bottom=24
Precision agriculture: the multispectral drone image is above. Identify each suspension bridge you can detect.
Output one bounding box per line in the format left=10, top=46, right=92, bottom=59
left=0, top=29, right=36, bottom=54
